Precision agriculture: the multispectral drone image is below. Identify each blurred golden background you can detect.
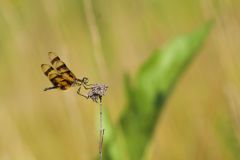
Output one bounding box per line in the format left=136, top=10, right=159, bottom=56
left=0, top=0, right=240, bottom=159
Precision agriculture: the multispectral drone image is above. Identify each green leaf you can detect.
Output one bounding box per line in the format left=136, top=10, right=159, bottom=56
left=102, top=109, right=129, bottom=160
left=119, top=21, right=213, bottom=160
left=103, top=21, right=213, bottom=160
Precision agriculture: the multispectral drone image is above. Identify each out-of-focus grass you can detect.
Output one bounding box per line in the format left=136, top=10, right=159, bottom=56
left=0, top=0, right=240, bottom=160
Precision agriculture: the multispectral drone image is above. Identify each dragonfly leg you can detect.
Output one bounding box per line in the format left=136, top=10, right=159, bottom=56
left=83, top=84, right=94, bottom=90
left=77, top=85, right=82, bottom=94
left=85, top=83, right=94, bottom=87
left=43, top=86, right=58, bottom=91
left=77, top=86, right=89, bottom=99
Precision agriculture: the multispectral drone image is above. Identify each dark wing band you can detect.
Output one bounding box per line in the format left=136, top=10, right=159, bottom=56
left=48, top=52, right=76, bottom=83
left=41, top=64, right=71, bottom=90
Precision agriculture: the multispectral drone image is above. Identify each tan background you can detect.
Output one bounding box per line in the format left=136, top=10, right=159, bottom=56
left=0, top=0, right=240, bottom=159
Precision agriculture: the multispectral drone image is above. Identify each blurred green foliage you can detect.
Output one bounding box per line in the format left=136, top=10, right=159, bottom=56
left=103, top=22, right=212, bottom=160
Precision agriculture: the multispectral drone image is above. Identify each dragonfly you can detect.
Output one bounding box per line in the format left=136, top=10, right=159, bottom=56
left=41, top=52, right=93, bottom=99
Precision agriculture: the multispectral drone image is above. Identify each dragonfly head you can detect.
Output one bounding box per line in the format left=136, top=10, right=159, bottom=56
left=76, top=77, right=89, bottom=85
left=82, top=77, right=89, bottom=84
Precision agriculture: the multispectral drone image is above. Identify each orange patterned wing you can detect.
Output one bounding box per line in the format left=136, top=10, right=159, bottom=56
left=48, top=52, right=76, bottom=83
left=41, top=64, right=71, bottom=90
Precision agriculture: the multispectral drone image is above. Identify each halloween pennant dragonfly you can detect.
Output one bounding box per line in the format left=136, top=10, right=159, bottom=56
left=41, top=52, right=92, bottom=98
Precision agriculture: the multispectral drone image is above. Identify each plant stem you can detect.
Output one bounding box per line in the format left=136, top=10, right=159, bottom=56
left=99, top=99, right=104, bottom=160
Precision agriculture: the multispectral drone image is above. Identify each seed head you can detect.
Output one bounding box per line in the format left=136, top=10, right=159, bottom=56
left=87, top=84, right=108, bottom=103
